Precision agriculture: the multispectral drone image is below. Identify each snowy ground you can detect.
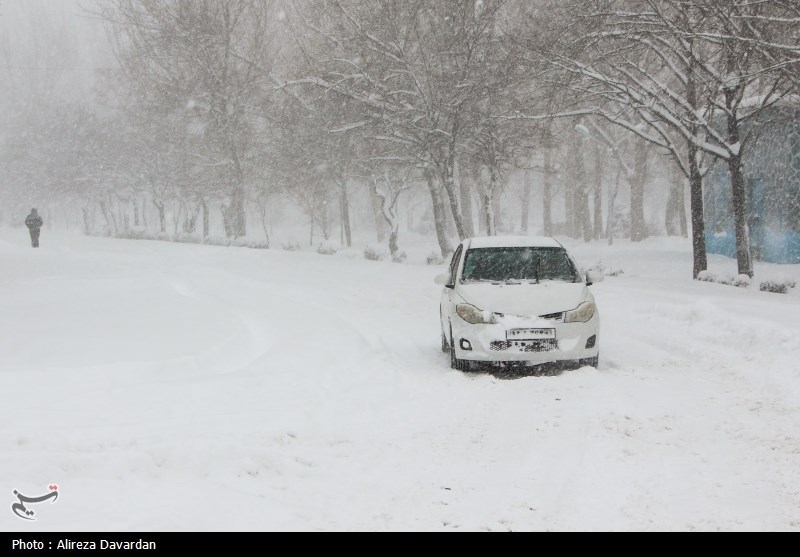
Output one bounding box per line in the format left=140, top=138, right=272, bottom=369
left=2, top=228, right=800, bottom=531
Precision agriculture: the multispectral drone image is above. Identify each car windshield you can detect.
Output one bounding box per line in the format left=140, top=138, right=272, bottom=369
left=460, top=247, right=579, bottom=283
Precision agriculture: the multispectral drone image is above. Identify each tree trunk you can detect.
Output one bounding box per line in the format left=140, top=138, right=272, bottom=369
left=133, top=196, right=141, bottom=227
left=221, top=209, right=230, bottom=238
left=99, top=198, right=118, bottom=235
left=388, top=229, right=399, bottom=257
left=225, top=185, right=246, bottom=238
left=678, top=174, right=688, bottom=238
left=261, top=219, right=270, bottom=248
left=370, top=187, right=387, bottom=243
left=607, top=167, right=621, bottom=245
left=441, top=116, right=467, bottom=241
left=728, top=152, right=753, bottom=277
left=477, top=194, right=486, bottom=234
left=201, top=199, right=209, bottom=238
left=339, top=182, right=352, bottom=248
left=543, top=147, right=553, bottom=236
left=484, top=165, right=501, bottom=236
left=426, top=167, right=453, bottom=257
left=564, top=182, right=573, bottom=237
left=116, top=202, right=124, bottom=233
left=141, top=197, right=148, bottom=229
left=458, top=161, right=474, bottom=238
left=155, top=200, right=166, bottom=234
left=121, top=206, right=130, bottom=232
left=573, top=137, right=591, bottom=241
left=688, top=142, right=708, bottom=279
left=186, top=202, right=200, bottom=234
left=440, top=164, right=466, bottom=241
left=686, top=56, right=706, bottom=277
left=308, top=191, right=317, bottom=246
left=722, top=37, right=753, bottom=277
left=724, top=105, right=753, bottom=276
left=630, top=138, right=649, bottom=242
left=593, top=145, right=603, bottom=239
left=665, top=163, right=687, bottom=237
left=320, top=196, right=331, bottom=241
left=665, top=179, right=680, bottom=236
left=521, top=170, right=532, bottom=233
left=82, top=206, right=91, bottom=234
left=173, top=200, right=183, bottom=236
left=254, top=198, right=270, bottom=248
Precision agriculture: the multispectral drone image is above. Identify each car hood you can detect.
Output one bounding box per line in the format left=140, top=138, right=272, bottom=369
left=455, top=281, right=589, bottom=317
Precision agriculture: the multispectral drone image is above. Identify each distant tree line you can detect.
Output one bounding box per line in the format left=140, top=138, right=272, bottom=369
left=2, top=0, right=799, bottom=278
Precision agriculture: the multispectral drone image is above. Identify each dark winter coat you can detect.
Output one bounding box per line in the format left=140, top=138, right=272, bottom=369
left=25, top=212, right=43, bottom=230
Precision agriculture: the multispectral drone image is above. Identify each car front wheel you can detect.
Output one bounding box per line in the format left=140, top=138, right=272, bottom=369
left=578, top=354, right=599, bottom=368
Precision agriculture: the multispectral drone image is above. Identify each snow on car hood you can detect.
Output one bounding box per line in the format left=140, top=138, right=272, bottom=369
left=455, top=281, right=589, bottom=318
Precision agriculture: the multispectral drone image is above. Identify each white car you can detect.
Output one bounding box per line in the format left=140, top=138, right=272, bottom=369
left=435, top=236, right=602, bottom=372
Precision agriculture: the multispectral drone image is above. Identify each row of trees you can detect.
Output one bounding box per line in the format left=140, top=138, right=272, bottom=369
left=3, top=0, right=799, bottom=277
left=528, top=0, right=800, bottom=278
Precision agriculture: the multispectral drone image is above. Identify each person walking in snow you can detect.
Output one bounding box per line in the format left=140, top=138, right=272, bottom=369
left=25, top=208, right=43, bottom=248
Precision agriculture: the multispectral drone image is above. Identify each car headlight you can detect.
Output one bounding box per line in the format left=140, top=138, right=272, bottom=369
left=456, top=303, right=497, bottom=324
left=564, top=301, right=596, bottom=323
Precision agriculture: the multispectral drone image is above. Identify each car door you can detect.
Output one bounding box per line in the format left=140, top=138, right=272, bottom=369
left=440, top=243, right=464, bottom=336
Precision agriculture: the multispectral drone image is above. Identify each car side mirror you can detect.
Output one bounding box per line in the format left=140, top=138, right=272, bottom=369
left=434, top=273, right=453, bottom=288
left=585, top=270, right=604, bottom=286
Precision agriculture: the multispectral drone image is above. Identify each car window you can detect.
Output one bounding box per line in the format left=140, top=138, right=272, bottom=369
left=461, top=247, right=579, bottom=283
left=448, top=245, right=463, bottom=285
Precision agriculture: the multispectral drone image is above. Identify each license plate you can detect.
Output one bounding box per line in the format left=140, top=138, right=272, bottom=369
left=507, top=328, right=556, bottom=340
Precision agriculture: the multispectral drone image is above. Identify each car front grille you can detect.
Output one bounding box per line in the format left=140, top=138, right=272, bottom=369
left=490, top=339, right=558, bottom=352
left=498, top=312, right=564, bottom=322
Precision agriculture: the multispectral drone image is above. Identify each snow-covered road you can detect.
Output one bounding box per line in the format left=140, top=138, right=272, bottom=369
left=2, top=230, right=799, bottom=531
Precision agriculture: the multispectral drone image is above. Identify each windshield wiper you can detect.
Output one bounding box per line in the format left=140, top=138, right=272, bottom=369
left=462, top=278, right=498, bottom=284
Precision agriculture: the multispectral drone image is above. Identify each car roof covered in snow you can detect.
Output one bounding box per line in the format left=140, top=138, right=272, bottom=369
left=465, top=236, right=563, bottom=249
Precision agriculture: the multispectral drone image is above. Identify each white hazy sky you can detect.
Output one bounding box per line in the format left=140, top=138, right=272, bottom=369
left=0, top=0, right=113, bottom=106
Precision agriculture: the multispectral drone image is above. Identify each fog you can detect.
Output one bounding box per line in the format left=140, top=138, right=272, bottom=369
left=2, top=0, right=800, bottom=533
left=0, top=0, right=798, bottom=273
left=0, top=0, right=111, bottom=107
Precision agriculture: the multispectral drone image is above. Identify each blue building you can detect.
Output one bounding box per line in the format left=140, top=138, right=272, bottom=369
left=705, top=104, right=800, bottom=264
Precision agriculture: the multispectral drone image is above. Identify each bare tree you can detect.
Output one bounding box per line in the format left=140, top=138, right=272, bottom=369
left=510, top=0, right=797, bottom=277
left=374, top=167, right=413, bottom=258
left=282, top=0, right=523, bottom=249
left=102, top=0, right=281, bottom=239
